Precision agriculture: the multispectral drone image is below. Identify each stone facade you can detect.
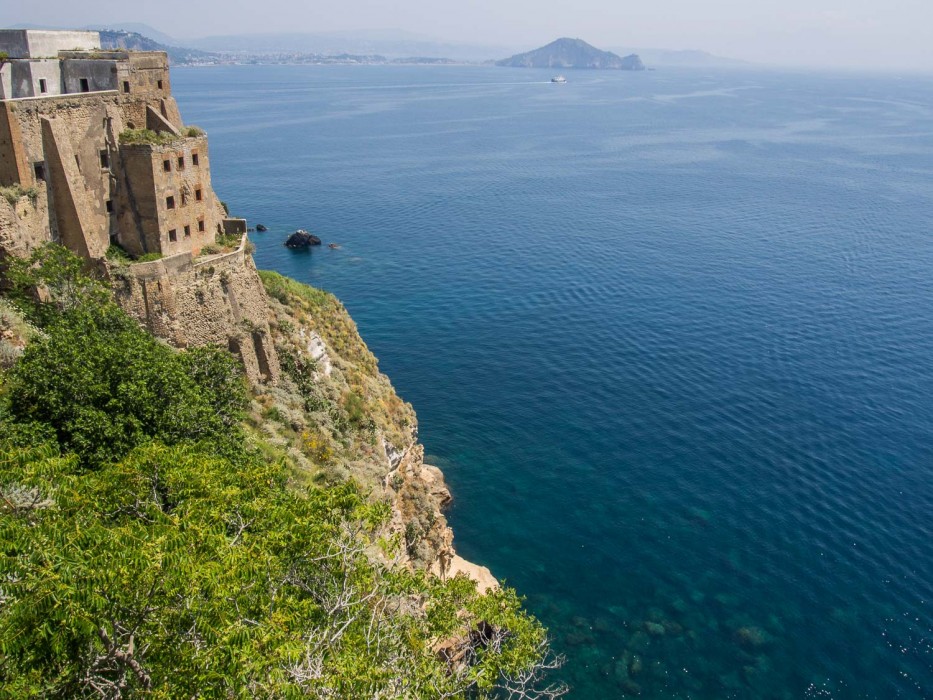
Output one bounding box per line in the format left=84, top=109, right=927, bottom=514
left=112, top=239, right=281, bottom=384
left=0, top=30, right=279, bottom=384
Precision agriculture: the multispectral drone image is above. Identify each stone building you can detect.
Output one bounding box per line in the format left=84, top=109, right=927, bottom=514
left=0, top=30, right=278, bottom=383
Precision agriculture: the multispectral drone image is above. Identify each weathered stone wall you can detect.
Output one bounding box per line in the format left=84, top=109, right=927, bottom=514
left=1, top=42, right=280, bottom=386
left=0, top=103, right=30, bottom=187
left=0, top=32, right=30, bottom=59
left=0, top=30, right=99, bottom=61
left=115, top=135, right=221, bottom=257
left=0, top=53, right=216, bottom=261
left=112, top=239, right=280, bottom=385
left=24, top=30, right=99, bottom=58
left=0, top=64, right=10, bottom=101
left=61, top=59, right=119, bottom=94
left=0, top=188, right=51, bottom=260
left=2, top=94, right=124, bottom=257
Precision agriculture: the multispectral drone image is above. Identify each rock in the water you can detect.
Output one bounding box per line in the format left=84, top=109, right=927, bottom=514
left=255, top=223, right=267, bottom=232
left=285, top=229, right=322, bottom=248
left=645, top=621, right=666, bottom=637
left=735, top=626, right=769, bottom=649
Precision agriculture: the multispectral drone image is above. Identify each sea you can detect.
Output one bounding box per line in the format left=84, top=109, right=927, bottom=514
left=171, top=64, right=933, bottom=698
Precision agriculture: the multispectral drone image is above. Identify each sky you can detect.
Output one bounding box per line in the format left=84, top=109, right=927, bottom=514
left=3, top=0, right=933, bottom=70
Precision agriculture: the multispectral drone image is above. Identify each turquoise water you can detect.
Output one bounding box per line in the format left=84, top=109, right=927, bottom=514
left=172, top=65, right=933, bottom=698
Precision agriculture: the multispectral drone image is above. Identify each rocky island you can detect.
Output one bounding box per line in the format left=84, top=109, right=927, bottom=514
left=0, top=29, right=563, bottom=697
left=497, top=37, right=646, bottom=70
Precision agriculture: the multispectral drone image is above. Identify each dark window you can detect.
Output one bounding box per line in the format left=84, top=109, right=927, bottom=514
left=123, top=80, right=130, bottom=93
left=163, top=159, right=171, bottom=172
left=177, top=155, right=184, bottom=170
left=195, top=188, right=202, bottom=201
left=106, top=199, right=113, bottom=213
left=157, top=79, right=164, bottom=89
left=168, top=229, right=177, bottom=242
left=33, top=162, right=45, bottom=181
left=79, top=78, right=89, bottom=93
left=99, top=150, right=110, bottom=169
left=166, top=196, right=175, bottom=210
left=184, top=225, right=191, bottom=238
left=197, top=219, right=205, bottom=232
left=191, top=152, right=199, bottom=166
left=39, top=78, right=48, bottom=93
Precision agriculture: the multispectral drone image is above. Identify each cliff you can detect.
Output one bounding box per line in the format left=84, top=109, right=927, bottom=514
left=497, top=37, right=646, bottom=70
left=251, top=270, right=496, bottom=590
left=0, top=31, right=559, bottom=695
left=0, top=247, right=561, bottom=696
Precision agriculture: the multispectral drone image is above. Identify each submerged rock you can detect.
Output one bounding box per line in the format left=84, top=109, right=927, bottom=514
left=255, top=223, right=267, bottom=231
left=285, top=229, right=322, bottom=249
left=645, top=621, right=666, bottom=637
left=735, top=626, right=769, bottom=649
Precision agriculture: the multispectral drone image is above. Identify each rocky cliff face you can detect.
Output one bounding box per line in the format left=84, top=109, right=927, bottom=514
left=246, top=271, right=496, bottom=591
left=497, top=37, right=645, bottom=70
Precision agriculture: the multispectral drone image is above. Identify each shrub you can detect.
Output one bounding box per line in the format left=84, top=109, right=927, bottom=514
left=135, top=252, right=163, bottom=263
left=183, top=125, right=205, bottom=137
left=1, top=184, right=40, bottom=207
left=2, top=246, right=246, bottom=467
left=105, top=244, right=133, bottom=264
left=118, top=128, right=178, bottom=146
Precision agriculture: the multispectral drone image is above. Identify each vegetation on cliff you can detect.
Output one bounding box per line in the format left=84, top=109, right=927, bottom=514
left=0, top=245, right=564, bottom=697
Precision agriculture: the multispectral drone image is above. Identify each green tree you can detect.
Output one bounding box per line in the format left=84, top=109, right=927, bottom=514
left=0, top=245, right=565, bottom=697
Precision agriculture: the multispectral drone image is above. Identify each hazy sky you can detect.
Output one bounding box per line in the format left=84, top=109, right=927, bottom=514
left=3, top=0, right=933, bottom=70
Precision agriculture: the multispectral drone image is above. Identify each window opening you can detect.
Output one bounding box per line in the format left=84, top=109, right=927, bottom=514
left=79, top=78, right=89, bottom=92
left=166, top=196, right=175, bottom=210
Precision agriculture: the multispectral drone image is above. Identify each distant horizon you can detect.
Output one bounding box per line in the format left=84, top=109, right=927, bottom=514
left=3, top=11, right=933, bottom=73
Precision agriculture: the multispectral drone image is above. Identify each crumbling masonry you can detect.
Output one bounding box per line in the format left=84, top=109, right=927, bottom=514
left=0, top=30, right=278, bottom=383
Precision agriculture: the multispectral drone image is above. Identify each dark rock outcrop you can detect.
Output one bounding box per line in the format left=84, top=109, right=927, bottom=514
left=255, top=224, right=267, bottom=232
left=284, top=229, right=322, bottom=248
left=496, top=38, right=646, bottom=70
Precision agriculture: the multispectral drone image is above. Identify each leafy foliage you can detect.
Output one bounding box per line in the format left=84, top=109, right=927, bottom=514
left=118, top=129, right=180, bottom=146
left=0, top=184, right=39, bottom=207
left=0, top=245, right=565, bottom=697
left=3, top=289, right=245, bottom=468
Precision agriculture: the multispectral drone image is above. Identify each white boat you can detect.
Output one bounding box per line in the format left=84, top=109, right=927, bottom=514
left=551, top=75, right=567, bottom=84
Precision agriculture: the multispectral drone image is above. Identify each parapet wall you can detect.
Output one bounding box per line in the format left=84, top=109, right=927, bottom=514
left=111, top=238, right=280, bottom=385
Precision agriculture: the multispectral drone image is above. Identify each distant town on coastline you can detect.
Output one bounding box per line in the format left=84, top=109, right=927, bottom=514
left=4, top=22, right=747, bottom=67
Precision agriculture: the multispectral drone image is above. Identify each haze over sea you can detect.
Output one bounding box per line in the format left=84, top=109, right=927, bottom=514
left=173, top=64, right=933, bottom=698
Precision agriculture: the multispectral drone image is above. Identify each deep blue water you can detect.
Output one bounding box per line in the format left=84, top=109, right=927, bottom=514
left=172, top=65, right=933, bottom=698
